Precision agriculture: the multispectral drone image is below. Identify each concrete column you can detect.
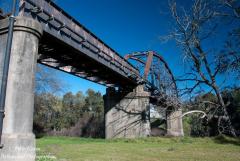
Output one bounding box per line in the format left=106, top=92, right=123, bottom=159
left=104, top=85, right=151, bottom=139
left=0, top=17, right=42, bottom=161
left=166, top=109, right=184, bottom=136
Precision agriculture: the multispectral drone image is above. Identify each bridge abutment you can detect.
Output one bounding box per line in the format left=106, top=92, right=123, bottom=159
left=104, top=85, right=151, bottom=139
left=166, top=109, right=184, bottom=136
left=0, top=17, right=42, bottom=161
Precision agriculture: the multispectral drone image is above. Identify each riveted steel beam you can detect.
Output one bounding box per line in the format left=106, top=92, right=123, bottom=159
left=18, top=0, right=140, bottom=88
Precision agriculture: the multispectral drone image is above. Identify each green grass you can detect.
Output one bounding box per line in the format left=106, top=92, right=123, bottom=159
left=36, top=136, right=240, bottom=161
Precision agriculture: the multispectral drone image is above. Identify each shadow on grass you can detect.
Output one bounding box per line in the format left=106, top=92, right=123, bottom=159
left=213, top=135, right=240, bottom=146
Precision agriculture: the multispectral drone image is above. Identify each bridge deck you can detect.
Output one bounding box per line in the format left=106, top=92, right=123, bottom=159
left=18, top=0, right=140, bottom=88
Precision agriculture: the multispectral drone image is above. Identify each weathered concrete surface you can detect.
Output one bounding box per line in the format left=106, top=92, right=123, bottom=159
left=104, top=85, right=151, bottom=138
left=166, top=109, right=184, bottom=136
left=0, top=16, right=42, bottom=161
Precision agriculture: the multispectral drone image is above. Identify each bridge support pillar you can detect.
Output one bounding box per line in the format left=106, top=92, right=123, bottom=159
left=0, top=17, right=42, bottom=161
left=166, top=109, right=184, bottom=136
left=104, top=85, right=151, bottom=139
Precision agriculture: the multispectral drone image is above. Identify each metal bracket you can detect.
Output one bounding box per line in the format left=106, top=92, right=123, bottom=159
left=30, top=6, right=43, bottom=14
left=46, top=15, right=54, bottom=22
left=58, top=23, right=66, bottom=30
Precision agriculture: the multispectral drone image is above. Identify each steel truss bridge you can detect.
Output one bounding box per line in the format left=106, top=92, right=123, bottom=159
left=1, top=0, right=177, bottom=96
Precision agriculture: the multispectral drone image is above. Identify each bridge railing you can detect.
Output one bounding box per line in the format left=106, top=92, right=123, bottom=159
left=18, top=0, right=140, bottom=81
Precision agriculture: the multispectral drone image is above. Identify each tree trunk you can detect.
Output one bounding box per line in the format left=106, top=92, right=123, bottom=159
left=212, top=83, right=236, bottom=137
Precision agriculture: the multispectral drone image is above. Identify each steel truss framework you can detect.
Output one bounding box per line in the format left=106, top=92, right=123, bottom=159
left=125, top=51, right=178, bottom=97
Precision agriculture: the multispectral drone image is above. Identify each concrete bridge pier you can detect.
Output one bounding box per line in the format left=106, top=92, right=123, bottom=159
left=104, top=85, right=151, bottom=139
left=166, top=109, right=184, bottom=136
left=0, top=17, right=42, bottom=161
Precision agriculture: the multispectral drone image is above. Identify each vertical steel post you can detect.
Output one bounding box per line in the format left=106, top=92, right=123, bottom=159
left=144, top=51, right=153, bottom=79
left=0, top=0, right=17, bottom=148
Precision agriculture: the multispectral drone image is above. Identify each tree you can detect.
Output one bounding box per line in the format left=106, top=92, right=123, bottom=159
left=34, top=65, right=65, bottom=134
left=33, top=93, right=61, bottom=135
left=187, top=93, right=218, bottom=136
left=61, top=92, right=81, bottom=128
left=218, top=0, right=240, bottom=79
left=166, top=0, right=239, bottom=136
left=75, top=91, right=86, bottom=115
left=33, top=88, right=105, bottom=137
left=35, top=65, right=64, bottom=94
left=84, top=89, right=104, bottom=115
left=81, top=89, right=104, bottom=137
left=222, top=88, right=240, bottom=135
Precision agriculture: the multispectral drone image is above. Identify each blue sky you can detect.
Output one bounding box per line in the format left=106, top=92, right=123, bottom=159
left=46, top=0, right=185, bottom=94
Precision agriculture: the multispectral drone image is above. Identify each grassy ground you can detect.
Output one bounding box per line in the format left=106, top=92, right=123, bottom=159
left=36, top=136, right=240, bottom=161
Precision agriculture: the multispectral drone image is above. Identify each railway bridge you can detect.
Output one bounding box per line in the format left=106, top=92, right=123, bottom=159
left=0, top=0, right=183, bottom=160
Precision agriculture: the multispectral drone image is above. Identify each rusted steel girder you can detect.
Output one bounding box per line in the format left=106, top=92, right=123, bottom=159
left=144, top=51, right=153, bottom=79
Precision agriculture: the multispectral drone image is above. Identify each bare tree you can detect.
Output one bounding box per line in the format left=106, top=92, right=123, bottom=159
left=166, top=0, right=238, bottom=136
left=217, top=0, right=240, bottom=79
left=35, top=64, right=65, bottom=94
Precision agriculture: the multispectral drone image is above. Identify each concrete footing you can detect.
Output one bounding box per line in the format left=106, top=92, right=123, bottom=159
left=104, top=85, right=151, bottom=138
left=0, top=134, right=35, bottom=161
left=166, top=109, right=184, bottom=136
left=0, top=17, right=42, bottom=161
